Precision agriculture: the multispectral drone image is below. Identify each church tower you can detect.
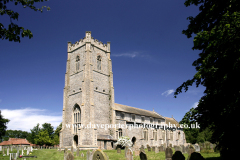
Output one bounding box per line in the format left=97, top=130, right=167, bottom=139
left=60, top=32, right=116, bottom=149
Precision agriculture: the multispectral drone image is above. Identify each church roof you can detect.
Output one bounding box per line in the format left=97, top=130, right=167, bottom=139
left=165, top=117, right=180, bottom=127
left=114, top=103, right=165, bottom=119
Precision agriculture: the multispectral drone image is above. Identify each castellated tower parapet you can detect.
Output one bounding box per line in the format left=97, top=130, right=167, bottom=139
left=67, top=31, right=110, bottom=53
left=60, top=31, right=115, bottom=150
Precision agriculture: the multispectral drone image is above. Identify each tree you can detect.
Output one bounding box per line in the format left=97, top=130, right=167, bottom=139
left=3, top=130, right=30, bottom=141
left=174, top=0, right=240, bottom=159
left=52, top=122, right=62, bottom=145
left=0, top=110, right=10, bottom=141
left=0, top=0, right=50, bottom=42
left=179, top=108, right=212, bottom=144
left=34, top=130, right=52, bottom=146
left=28, top=123, right=41, bottom=144
left=41, top=123, right=54, bottom=139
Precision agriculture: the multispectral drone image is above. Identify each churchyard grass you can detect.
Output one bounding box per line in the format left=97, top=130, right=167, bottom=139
left=0, top=148, right=221, bottom=160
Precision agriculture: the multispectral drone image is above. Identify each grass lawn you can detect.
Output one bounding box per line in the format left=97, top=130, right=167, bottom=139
left=0, top=148, right=221, bottom=160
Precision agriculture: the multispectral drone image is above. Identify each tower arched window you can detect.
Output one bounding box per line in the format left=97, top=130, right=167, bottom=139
left=118, top=128, right=122, bottom=138
left=76, top=56, right=80, bottom=71
left=73, top=104, right=81, bottom=134
left=97, top=55, right=101, bottom=70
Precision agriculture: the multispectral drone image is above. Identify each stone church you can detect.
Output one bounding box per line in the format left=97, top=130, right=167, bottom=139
left=59, top=31, right=186, bottom=150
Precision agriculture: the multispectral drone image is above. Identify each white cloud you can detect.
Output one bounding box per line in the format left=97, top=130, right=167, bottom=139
left=1, top=108, right=62, bottom=132
left=161, top=89, right=174, bottom=97
left=112, top=52, right=140, bottom=58
left=192, top=102, right=199, bottom=108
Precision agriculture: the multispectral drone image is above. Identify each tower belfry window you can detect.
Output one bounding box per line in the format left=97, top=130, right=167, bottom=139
left=76, top=56, right=80, bottom=71
left=97, top=55, right=101, bottom=70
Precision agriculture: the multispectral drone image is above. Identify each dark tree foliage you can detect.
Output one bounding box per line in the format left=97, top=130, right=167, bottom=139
left=41, top=122, right=54, bottom=139
left=0, top=110, right=10, bottom=141
left=3, top=130, right=30, bottom=141
left=179, top=108, right=212, bottom=144
left=175, top=0, right=240, bottom=159
left=0, top=0, right=50, bottom=42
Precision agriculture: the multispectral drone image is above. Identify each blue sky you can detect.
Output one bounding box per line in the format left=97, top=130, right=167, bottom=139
left=0, top=0, right=205, bottom=131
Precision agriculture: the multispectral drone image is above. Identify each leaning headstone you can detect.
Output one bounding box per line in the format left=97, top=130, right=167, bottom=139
left=165, top=147, right=173, bottom=160
left=117, top=148, right=121, bottom=153
left=92, top=149, right=108, bottom=160
left=76, top=147, right=79, bottom=156
left=189, top=152, right=205, bottom=160
left=66, top=152, right=74, bottom=160
left=172, top=151, right=185, bottom=160
left=126, top=148, right=133, bottom=160
left=140, top=151, right=147, bottom=160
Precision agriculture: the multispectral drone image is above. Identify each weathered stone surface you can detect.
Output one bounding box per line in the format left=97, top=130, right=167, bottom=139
left=76, top=148, right=79, bottom=156
left=152, top=146, right=155, bottom=152
left=126, top=148, right=133, bottom=160
left=117, top=148, right=121, bottom=153
left=159, top=145, right=164, bottom=152
left=92, top=149, right=108, bottom=160
left=165, top=147, right=173, bottom=159
left=172, top=151, right=185, bottom=160
left=187, top=147, right=196, bottom=160
left=87, top=150, right=93, bottom=160
left=147, top=146, right=151, bottom=152
left=140, top=151, right=147, bottom=160
left=66, top=152, right=74, bottom=160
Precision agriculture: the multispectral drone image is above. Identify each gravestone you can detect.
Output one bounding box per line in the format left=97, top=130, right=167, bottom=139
left=22, top=149, right=24, bottom=155
left=187, top=146, right=196, bottom=160
left=175, top=146, right=182, bottom=152
left=155, top=147, right=159, bottom=153
left=117, top=148, right=121, bottom=153
left=76, top=148, right=79, bottom=156
left=66, top=152, right=74, bottom=160
left=140, top=151, right=147, bottom=160
left=165, top=147, right=173, bottom=160
left=140, top=145, right=145, bottom=153
left=7, top=147, right=9, bottom=156
left=27, top=149, right=29, bottom=155
left=81, top=152, right=84, bottom=157
left=170, top=143, right=172, bottom=148
left=87, top=150, right=93, bottom=160
left=92, top=149, right=108, bottom=160
left=172, top=151, right=185, bottom=160
left=2, top=147, right=5, bottom=154
left=126, top=148, right=133, bottom=160
left=181, top=145, right=186, bottom=153
left=147, top=146, right=151, bottom=152
left=189, top=152, right=205, bottom=160
left=194, top=145, right=200, bottom=153
left=71, top=146, right=73, bottom=153
left=152, top=146, right=155, bottom=152
left=159, top=146, right=164, bottom=152
left=125, top=146, right=129, bottom=157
